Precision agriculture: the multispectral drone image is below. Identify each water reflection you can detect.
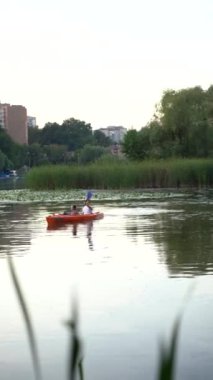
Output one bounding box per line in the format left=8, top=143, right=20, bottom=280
left=47, top=220, right=94, bottom=251
left=0, top=204, right=32, bottom=258
left=71, top=221, right=94, bottom=250
left=86, top=221, right=93, bottom=250
left=0, top=200, right=213, bottom=380
left=128, top=203, right=213, bottom=277
left=72, top=223, right=78, bottom=236
left=0, top=201, right=213, bottom=277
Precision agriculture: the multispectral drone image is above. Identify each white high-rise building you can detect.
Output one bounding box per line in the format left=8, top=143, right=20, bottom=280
left=99, top=126, right=127, bottom=143
left=27, top=116, right=37, bottom=128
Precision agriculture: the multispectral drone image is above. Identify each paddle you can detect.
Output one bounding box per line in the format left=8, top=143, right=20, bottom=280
left=84, top=190, right=93, bottom=213
left=86, top=190, right=93, bottom=201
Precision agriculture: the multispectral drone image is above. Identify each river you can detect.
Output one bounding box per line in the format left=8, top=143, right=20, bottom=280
left=0, top=194, right=212, bottom=379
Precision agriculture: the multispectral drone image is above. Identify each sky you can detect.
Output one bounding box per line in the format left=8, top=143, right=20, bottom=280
left=1, top=0, right=213, bottom=130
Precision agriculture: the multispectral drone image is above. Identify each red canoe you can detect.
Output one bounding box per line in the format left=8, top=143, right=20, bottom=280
left=46, top=212, right=104, bottom=227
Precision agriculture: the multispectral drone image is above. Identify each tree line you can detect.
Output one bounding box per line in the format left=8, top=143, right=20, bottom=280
left=123, top=85, right=213, bottom=159
left=1, top=85, right=213, bottom=171
left=0, top=118, right=112, bottom=170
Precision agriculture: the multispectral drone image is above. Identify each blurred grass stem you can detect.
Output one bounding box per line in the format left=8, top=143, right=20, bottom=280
left=7, top=254, right=42, bottom=380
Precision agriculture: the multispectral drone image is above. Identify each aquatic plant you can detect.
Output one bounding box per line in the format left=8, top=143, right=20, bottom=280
left=26, top=159, right=213, bottom=190
left=0, top=188, right=200, bottom=203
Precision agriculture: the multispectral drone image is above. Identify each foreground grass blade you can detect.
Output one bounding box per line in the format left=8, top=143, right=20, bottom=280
left=78, top=358, right=84, bottom=380
left=157, top=315, right=181, bottom=380
left=157, top=283, right=195, bottom=380
left=7, top=254, right=42, bottom=380
left=65, top=298, right=84, bottom=380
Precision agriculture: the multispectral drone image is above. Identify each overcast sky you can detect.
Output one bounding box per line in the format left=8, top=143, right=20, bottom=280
left=1, top=0, right=212, bottom=129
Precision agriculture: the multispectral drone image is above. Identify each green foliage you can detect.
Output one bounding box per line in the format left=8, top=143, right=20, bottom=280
left=0, top=129, right=26, bottom=168
left=27, top=119, right=115, bottom=167
left=28, top=126, right=42, bottom=145
left=28, top=143, right=48, bottom=167
left=93, top=130, right=112, bottom=146
left=97, top=152, right=126, bottom=164
left=0, top=129, right=16, bottom=155
left=123, top=85, right=213, bottom=160
left=77, top=144, right=106, bottom=164
left=122, top=129, right=142, bottom=160
left=43, top=144, right=67, bottom=164
left=159, top=86, right=210, bottom=157
left=5, top=84, right=213, bottom=167
left=0, top=149, right=13, bottom=170
left=62, top=118, right=93, bottom=150
left=26, top=159, right=213, bottom=190
left=29, top=121, right=112, bottom=156
left=38, top=119, right=94, bottom=151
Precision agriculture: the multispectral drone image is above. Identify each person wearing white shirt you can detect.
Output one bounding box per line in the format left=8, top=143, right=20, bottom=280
left=82, top=200, right=93, bottom=214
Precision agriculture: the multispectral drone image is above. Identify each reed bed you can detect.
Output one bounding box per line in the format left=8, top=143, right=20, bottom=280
left=26, top=159, right=213, bottom=190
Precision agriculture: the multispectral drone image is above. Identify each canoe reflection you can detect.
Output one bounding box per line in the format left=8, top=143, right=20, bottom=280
left=87, top=221, right=93, bottom=250
left=47, top=220, right=94, bottom=250
left=72, top=221, right=93, bottom=250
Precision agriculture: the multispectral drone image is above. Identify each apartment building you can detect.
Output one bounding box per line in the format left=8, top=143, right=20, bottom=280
left=0, top=103, right=28, bottom=144
left=99, top=126, right=127, bottom=143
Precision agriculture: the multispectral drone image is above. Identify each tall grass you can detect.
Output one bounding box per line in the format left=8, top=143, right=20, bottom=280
left=26, top=159, right=213, bottom=190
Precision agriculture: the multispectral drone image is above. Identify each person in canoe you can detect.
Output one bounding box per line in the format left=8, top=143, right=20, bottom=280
left=70, top=205, right=79, bottom=215
left=63, top=205, right=79, bottom=215
left=82, top=190, right=93, bottom=214
left=82, top=200, right=93, bottom=214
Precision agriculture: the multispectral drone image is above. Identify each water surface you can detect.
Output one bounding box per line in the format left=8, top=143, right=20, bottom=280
left=0, top=196, right=213, bottom=380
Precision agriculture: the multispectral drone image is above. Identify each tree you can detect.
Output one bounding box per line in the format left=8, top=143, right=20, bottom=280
left=148, top=121, right=172, bottom=158
left=123, top=85, right=213, bottom=160
left=122, top=129, right=144, bottom=160
left=77, top=145, right=106, bottom=164
left=43, top=144, right=67, bottom=164
left=0, top=129, right=26, bottom=168
left=93, top=130, right=112, bottom=146
left=39, top=123, right=62, bottom=146
left=0, top=149, right=12, bottom=171
left=28, top=126, right=42, bottom=145
left=28, top=144, right=48, bottom=167
left=157, top=86, right=212, bottom=157
left=62, top=118, right=93, bottom=150
left=39, top=118, right=94, bottom=151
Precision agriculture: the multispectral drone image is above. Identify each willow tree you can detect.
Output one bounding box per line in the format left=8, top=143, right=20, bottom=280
left=156, top=86, right=213, bottom=157
left=123, top=85, right=213, bottom=160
